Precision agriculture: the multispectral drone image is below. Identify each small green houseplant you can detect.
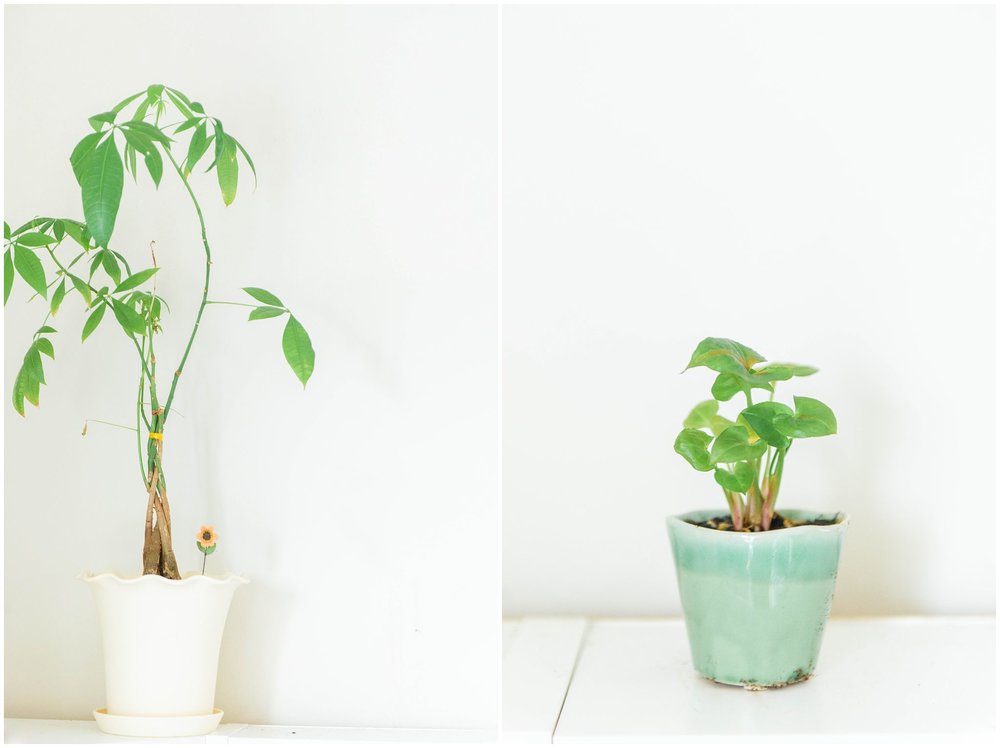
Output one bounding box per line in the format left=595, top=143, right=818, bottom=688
left=5, top=84, right=314, bottom=735
left=667, top=338, right=847, bottom=689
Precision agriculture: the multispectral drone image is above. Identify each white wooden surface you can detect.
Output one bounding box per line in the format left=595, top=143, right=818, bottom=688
left=554, top=617, right=996, bottom=743
left=3, top=720, right=492, bottom=744
left=502, top=618, right=588, bottom=742
left=502, top=616, right=996, bottom=743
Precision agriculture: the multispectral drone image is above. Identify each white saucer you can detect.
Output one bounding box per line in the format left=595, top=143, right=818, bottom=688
left=93, top=708, right=224, bottom=737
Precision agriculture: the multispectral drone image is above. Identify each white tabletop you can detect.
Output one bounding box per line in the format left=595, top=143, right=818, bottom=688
left=503, top=616, right=996, bottom=743
left=3, top=719, right=492, bottom=744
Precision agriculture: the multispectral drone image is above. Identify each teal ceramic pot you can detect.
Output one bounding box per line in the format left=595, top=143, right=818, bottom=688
left=667, top=508, right=848, bottom=689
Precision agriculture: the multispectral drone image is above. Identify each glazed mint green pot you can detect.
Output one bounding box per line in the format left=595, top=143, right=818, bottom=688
left=667, top=508, right=848, bottom=689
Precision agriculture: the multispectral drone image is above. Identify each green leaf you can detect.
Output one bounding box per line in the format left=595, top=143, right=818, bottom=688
left=15, top=232, right=59, bottom=247
left=133, top=96, right=151, bottom=123
left=683, top=400, right=717, bottom=429
left=10, top=217, right=50, bottom=235
left=35, top=337, right=55, bottom=359
left=21, top=363, right=40, bottom=406
left=740, top=402, right=794, bottom=449
left=101, top=250, right=122, bottom=286
left=144, top=147, right=163, bottom=188
left=50, top=279, right=67, bottom=316
left=682, top=399, right=733, bottom=437
left=23, top=344, right=45, bottom=385
left=684, top=337, right=765, bottom=375
left=711, top=372, right=744, bottom=402
left=121, top=121, right=172, bottom=147
left=752, top=363, right=818, bottom=382
left=249, top=305, right=286, bottom=321
left=4, top=222, right=11, bottom=240
left=111, top=299, right=148, bottom=336
left=773, top=396, right=838, bottom=438
left=213, top=120, right=226, bottom=159
left=88, top=111, right=116, bottom=131
left=35, top=325, right=56, bottom=335
left=111, top=91, right=145, bottom=115
left=197, top=541, right=217, bottom=555
left=69, top=273, right=92, bottom=306
left=174, top=117, right=201, bottom=134
left=714, top=462, right=755, bottom=493
left=146, top=84, right=164, bottom=100
left=23, top=346, right=44, bottom=384
left=80, top=135, right=124, bottom=248
left=185, top=122, right=211, bottom=175
left=71, top=132, right=104, bottom=185
left=243, top=287, right=283, bottom=306
left=81, top=302, right=106, bottom=341
left=60, top=220, right=89, bottom=248
left=233, top=137, right=257, bottom=186
left=673, top=428, right=714, bottom=472
left=121, top=126, right=155, bottom=156
left=710, top=425, right=767, bottom=464
left=190, top=101, right=205, bottom=115
left=710, top=370, right=774, bottom=402
left=12, top=367, right=26, bottom=415
left=124, top=143, right=138, bottom=181
left=13, top=246, right=47, bottom=298
left=4, top=248, right=13, bottom=304
left=53, top=220, right=65, bottom=241
left=114, top=267, right=159, bottom=293
left=282, top=315, right=315, bottom=387
left=216, top=135, right=239, bottom=206
left=165, top=89, right=195, bottom=120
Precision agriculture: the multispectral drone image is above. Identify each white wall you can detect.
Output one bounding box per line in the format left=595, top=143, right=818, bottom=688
left=4, top=4, right=498, bottom=728
left=502, top=4, right=995, bottom=617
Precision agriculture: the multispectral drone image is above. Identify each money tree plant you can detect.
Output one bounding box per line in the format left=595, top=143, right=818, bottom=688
left=673, top=338, right=836, bottom=532
left=4, top=84, right=315, bottom=579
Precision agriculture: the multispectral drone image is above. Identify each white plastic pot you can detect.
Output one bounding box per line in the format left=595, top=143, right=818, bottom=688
left=80, top=571, right=248, bottom=737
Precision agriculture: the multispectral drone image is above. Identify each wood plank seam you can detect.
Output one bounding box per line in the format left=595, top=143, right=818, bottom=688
left=549, top=618, right=592, bottom=744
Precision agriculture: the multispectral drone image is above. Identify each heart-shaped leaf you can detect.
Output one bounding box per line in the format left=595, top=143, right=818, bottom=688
left=740, top=401, right=795, bottom=449
left=685, top=337, right=765, bottom=375
left=773, top=396, right=837, bottom=438
left=710, top=425, right=767, bottom=464
left=674, top=428, right=714, bottom=472
left=714, top=462, right=755, bottom=493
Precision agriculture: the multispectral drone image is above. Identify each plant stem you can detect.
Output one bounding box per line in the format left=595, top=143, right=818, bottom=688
left=160, top=148, right=210, bottom=428
left=205, top=300, right=261, bottom=309
left=83, top=419, right=138, bottom=432
left=202, top=553, right=207, bottom=575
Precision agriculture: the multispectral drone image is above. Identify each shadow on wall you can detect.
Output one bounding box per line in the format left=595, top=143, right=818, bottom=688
left=216, top=580, right=294, bottom=724
left=830, top=362, right=918, bottom=616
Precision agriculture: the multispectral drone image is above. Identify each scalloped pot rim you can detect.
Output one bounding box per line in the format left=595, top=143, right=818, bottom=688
left=78, top=571, right=249, bottom=586
left=668, top=509, right=849, bottom=539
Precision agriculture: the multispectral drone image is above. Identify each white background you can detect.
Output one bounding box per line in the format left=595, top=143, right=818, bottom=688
left=4, top=4, right=498, bottom=728
left=503, top=4, right=995, bottom=616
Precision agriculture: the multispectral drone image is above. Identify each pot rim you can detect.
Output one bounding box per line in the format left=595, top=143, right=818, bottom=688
left=668, top=508, right=849, bottom=539
left=78, top=571, right=249, bottom=586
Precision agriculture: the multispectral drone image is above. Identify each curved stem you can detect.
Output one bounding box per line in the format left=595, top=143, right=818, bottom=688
left=160, top=148, right=209, bottom=427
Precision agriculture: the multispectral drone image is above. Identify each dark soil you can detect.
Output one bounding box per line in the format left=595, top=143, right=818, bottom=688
left=687, top=513, right=841, bottom=532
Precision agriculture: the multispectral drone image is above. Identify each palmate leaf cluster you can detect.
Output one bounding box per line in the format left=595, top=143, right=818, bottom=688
left=674, top=338, right=837, bottom=530
left=5, top=84, right=314, bottom=419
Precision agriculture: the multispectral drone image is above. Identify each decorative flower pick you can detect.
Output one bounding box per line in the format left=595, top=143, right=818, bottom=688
left=196, top=526, right=218, bottom=574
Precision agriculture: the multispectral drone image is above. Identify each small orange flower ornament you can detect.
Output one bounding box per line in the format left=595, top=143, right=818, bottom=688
left=197, top=525, right=218, bottom=550
left=196, top=525, right=218, bottom=574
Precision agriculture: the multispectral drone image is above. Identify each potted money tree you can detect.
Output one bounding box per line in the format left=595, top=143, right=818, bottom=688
left=5, top=84, right=314, bottom=736
left=668, top=338, right=847, bottom=689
